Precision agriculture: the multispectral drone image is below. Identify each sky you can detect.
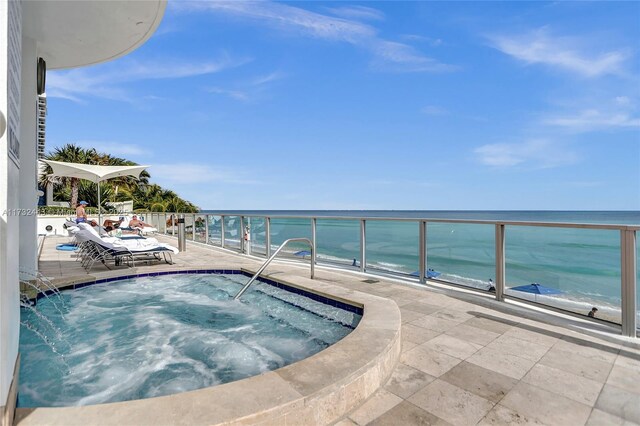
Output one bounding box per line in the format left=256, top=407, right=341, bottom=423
left=45, top=1, right=640, bottom=211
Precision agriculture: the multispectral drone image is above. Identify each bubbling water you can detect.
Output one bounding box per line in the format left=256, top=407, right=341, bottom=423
left=19, top=273, right=360, bottom=408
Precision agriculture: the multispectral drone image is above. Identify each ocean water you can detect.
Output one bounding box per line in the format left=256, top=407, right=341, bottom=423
left=199, top=211, right=640, bottom=323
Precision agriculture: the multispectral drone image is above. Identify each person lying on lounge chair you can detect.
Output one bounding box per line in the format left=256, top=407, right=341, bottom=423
left=129, top=215, right=152, bottom=230
left=103, top=218, right=123, bottom=229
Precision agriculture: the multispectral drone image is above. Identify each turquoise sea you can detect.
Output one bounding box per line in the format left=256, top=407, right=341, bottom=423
left=197, top=211, right=640, bottom=323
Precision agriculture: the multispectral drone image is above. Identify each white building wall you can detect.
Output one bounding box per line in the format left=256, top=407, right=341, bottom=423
left=0, top=0, right=22, bottom=409
left=19, top=35, right=38, bottom=274
left=0, top=0, right=166, bottom=415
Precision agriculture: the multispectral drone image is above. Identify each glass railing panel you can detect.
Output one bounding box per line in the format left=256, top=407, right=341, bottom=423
left=207, top=215, right=222, bottom=246
left=505, top=226, right=621, bottom=324
left=316, top=219, right=360, bottom=268
left=223, top=216, right=241, bottom=251
left=166, top=214, right=178, bottom=236
left=246, top=217, right=267, bottom=256
left=194, top=215, right=207, bottom=243
left=159, top=214, right=167, bottom=234
left=270, top=218, right=312, bottom=258
left=636, top=237, right=639, bottom=335
left=138, top=213, right=149, bottom=225
left=426, top=223, right=495, bottom=290
left=147, top=213, right=157, bottom=231
left=183, top=214, right=195, bottom=240
left=365, top=220, right=419, bottom=276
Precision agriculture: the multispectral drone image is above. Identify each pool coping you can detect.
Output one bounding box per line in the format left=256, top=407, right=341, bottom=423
left=15, top=267, right=402, bottom=425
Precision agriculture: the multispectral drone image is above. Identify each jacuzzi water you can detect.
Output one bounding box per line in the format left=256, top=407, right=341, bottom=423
left=18, top=273, right=361, bottom=407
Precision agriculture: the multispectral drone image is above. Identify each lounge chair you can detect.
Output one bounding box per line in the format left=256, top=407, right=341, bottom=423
left=118, top=216, right=158, bottom=235
left=77, top=240, right=135, bottom=272
left=75, top=223, right=177, bottom=272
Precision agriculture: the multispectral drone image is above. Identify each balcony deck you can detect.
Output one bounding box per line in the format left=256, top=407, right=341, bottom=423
left=30, top=234, right=640, bottom=426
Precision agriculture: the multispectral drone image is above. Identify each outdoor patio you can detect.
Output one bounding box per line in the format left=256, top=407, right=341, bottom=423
left=33, top=234, right=640, bottom=426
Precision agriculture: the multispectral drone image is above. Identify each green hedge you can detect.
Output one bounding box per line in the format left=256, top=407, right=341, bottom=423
left=38, top=206, right=100, bottom=216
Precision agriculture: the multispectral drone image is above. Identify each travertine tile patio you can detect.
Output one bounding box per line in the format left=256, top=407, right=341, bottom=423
left=35, top=234, right=640, bottom=426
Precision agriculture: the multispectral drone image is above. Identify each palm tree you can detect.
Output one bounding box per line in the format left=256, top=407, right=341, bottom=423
left=40, top=144, right=199, bottom=213
left=40, top=144, right=92, bottom=207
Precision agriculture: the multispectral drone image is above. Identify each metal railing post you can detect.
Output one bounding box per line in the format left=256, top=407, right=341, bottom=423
left=245, top=216, right=251, bottom=255
left=192, top=214, right=196, bottom=241
left=240, top=216, right=245, bottom=253
left=312, top=217, right=317, bottom=268
left=163, top=213, right=167, bottom=234
left=205, top=214, right=209, bottom=244
left=221, top=215, right=225, bottom=248
left=495, top=224, right=505, bottom=301
left=621, top=229, right=637, bottom=337
left=266, top=217, right=271, bottom=258
left=177, top=215, right=186, bottom=252
left=419, top=220, right=426, bottom=284
left=360, top=219, right=366, bottom=272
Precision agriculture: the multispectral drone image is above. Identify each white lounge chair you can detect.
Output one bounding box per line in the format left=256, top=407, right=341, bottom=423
left=117, top=216, right=158, bottom=235
left=75, top=223, right=177, bottom=272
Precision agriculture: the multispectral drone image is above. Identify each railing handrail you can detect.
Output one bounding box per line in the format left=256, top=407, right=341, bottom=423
left=141, top=211, right=640, bottom=231
left=234, top=237, right=314, bottom=300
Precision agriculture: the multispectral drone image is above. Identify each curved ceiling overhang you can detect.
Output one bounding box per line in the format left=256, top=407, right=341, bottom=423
left=22, top=0, right=167, bottom=70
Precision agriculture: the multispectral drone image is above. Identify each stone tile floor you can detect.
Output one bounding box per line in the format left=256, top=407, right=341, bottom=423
left=38, top=235, right=640, bottom=426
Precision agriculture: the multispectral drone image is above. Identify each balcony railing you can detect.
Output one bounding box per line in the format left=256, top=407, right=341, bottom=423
left=143, top=212, right=638, bottom=338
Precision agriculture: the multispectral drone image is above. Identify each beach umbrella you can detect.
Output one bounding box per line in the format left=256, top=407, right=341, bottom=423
left=41, top=160, right=149, bottom=226
left=294, top=250, right=312, bottom=258
left=509, top=283, right=562, bottom=295
left=410, top=269, right=442, bottom=279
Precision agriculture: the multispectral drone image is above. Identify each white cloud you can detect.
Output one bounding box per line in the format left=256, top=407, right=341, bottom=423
left=401, top=34, right=443, bottom=47
left=371, top=41, right=458, bottom=73
left=369, top=179, right=438, bottom=188
left=207, top=71, right=286, bottom=102
left=207, top=87, right=250, bottom=101
left=175, top=1, right=375, bottom=42
left=615, top=96, right=632, bottom=106
left=71, top=141, right=147, bottom=157
left=251, top=71, right=286, bottom=86
left=325, top=5, right=385, bottom=22
left=151, top=163, right=262, bottom=185
left=543, top=109, right=640, bottom=132
left=565, top=181, right=604, bottom=188
left=47, top=72, right=131, bottom=102
left=489, top=27, right=628, bottom=77
left=175, top=1, right=455, bottom=74
left=47, top=56, right=249, bottom=102
left=48, top=140, right=147, bottom=157
left=475, top=139, right=578, bottom=168
left=421, top=105, right=448, bottom=116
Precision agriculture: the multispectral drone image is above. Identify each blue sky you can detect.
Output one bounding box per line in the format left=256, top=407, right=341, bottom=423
left=45, top=1, right=640, bottom=210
